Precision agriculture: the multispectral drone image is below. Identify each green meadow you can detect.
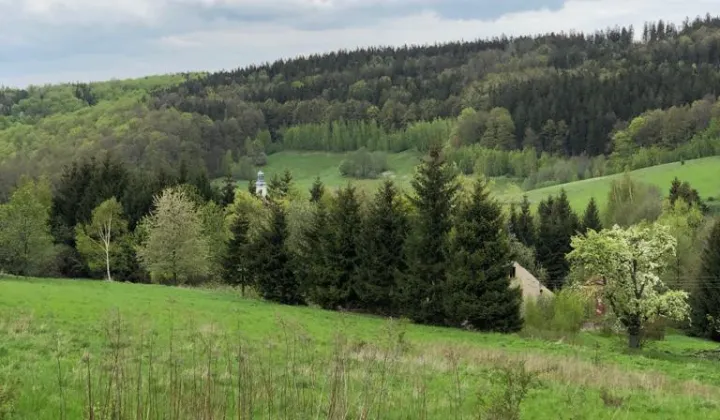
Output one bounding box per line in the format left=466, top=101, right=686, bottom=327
left=1, top=277, right=719, bottom=419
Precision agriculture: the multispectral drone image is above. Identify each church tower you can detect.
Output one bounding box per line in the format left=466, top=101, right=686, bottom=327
left=255, top=170, right=268, bottom=198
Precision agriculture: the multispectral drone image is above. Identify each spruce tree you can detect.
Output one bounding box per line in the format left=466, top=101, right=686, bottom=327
left=310, top=177, right=325, bottom=203
left=355, top=180, right=409, bottom=315
left=222, top=211, right=252, bottom=296
left=508, top=203, right=519, bottom=236
left=299, top=201, right=335, bottom=305
left=690, top=219, right=720, bottom=341
left=269, top=174, right=283, bottom=198
left=250, top=201, right=304, bottom=305
left=281, top=169, right=294, bottom=194
left=221, top=172, right=236, bottom=207
left=516, top=195, right=536, bottom=247
left=401, top=144, right=459, bottom=325
left=328, top=185, right=363, bottom=309
left=581, top=197, right=602, bottom=233
left=444, top=180, right=522, bottom=332
left=248, top=178, right=256, bottom=197
left=536, top=189, right=579, bottom=290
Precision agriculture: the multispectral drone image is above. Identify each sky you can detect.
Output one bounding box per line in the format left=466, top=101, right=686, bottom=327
left=0, top=0, right=717, bottom=87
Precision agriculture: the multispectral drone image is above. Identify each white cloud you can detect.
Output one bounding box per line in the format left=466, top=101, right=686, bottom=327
left=0, top=0, right=717, bottom=87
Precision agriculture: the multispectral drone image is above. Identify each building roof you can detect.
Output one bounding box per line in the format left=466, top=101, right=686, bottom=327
left=510, top=262, right=554, bottom=300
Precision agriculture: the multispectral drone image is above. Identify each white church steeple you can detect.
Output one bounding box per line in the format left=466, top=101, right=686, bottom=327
left=255, top=170, right=267, bottom=198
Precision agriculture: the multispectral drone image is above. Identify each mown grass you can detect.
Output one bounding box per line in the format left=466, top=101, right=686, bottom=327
left=508, top=156, right=720, bottom=211
left=1, top=277, right=720, bottom=419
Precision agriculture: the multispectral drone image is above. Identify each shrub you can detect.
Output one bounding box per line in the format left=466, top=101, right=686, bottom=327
left=522, top=289, right=590, bottom=340
left=338, top=148, right=389, bottom=179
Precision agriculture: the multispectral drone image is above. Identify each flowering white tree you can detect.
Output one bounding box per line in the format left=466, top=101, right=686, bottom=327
left=567, top=223, right=689, bottom=348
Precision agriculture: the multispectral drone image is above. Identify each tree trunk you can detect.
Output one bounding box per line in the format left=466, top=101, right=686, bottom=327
left=105, top=247, right=112, bottom=282
left=628, top=324, right=641, bottom=349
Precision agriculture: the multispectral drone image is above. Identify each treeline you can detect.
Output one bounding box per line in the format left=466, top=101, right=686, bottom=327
left=0, top=147, right=524, bottom=332
left=149, top=15, right=720, bottom=154
left=2, top=147, right=720, bottom=339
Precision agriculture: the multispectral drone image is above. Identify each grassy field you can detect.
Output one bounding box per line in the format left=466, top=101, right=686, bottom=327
left=259, top=152, right=719, bottom=213
left=505, top=156, right=720, bottom=211
left=260, top=150, right=422, bottom=193
left=1, top=277, right=720, bottom=419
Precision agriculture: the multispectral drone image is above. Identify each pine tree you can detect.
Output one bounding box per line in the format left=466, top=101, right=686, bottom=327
left=192, top=169, right=215, bottom=203
left=281, top=169, right=294, bottom=194
left=401, top=144, right=459, bottom=325
left=508, top=203, right=519, bottom=235
left=444, top=180, right=522, bottom=331
left=355, top=180, right=409, bottom=315
left=299, top=201, right=334, bottom=305
left=221, top=172, right=236, bottom=207
left=309, top=177, right=325, bottom=203
left=248, top=178, right=256, bottom=197
left=328, top=185, right=363, bottom=309
left=582, top=197, right=602, bottom=233
left=516, top=195, right=536, bottom=247
left=690, top=219, right=720, bottom=341
left=536, top=189, right=579, bottom=290
left=250, top=201, right=304, bottom=305
left=222, top=211, right=252, bottom=296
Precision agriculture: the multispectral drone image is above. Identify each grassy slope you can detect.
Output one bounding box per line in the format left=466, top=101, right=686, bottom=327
left=261, top=152, right=719, bottom=213
left=502, top=156, right=720, bottom=211
left=1, top=277, right=719, bottom=419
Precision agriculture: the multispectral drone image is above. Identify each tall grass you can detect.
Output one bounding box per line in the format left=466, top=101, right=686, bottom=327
left=42, top=311, right=558, bottom=420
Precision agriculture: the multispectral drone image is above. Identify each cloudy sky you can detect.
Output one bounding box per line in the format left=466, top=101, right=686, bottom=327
left=0, top=0, right=716, bottom=87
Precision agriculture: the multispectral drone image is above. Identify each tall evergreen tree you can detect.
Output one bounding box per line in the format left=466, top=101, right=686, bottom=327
left=309, top=177, right=325, bottom=203
left=444, top=180, right=522, bottom=331
left=299, top=201, right=334, bottom=304
left=515, top=195, right=536, bottom=247
left=222, top=211, right=252, bottom=296
left=248, top=178, right=256, bottom=197
left=355, top=180, right=409, bottom=315
left=581, top=197, right=603, bottom=233
left=281, top=170, right=294, bottom=194
left=690, top=219, right=720, bottom=341
left=401, top=144, right=459, bottom=325
left=221, top=173, right=236, bottom=207
left=536, top=189, right=579, bottom=290
left=250, top=201, right=304, bottom=305
left=508, top=203, right=519, bottom=235
left=325, top=185, right=364, bottom=309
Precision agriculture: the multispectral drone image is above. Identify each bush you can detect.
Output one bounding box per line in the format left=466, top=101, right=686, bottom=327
left=522, top=289, right=590, bottom=340
left=338, top=148, right=389, bottom=179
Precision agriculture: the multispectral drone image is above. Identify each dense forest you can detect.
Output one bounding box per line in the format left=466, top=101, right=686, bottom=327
left=2, top=16, right=720, bottom=199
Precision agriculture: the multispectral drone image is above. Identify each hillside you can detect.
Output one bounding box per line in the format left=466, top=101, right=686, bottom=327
left=2, top=16, right=720, bottom=199
left=1, top=277, right=719, bottom=419
left=505, top=156, right=720, bottom=211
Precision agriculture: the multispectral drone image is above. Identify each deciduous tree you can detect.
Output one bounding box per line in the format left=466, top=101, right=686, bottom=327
left=75, top=198, right=128, bottom=281
left=0, top=177, right=55, bottom=276
left=567, top=223, right=689, bottom=348
left=137, top=187, right=210, bottom=284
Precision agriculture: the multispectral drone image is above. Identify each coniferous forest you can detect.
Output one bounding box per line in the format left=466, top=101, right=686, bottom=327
left=1, top=15, right=720, bottom=337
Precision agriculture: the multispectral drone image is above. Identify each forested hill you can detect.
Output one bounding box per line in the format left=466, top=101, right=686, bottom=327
left=2, top=15, right=720, bottom=196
